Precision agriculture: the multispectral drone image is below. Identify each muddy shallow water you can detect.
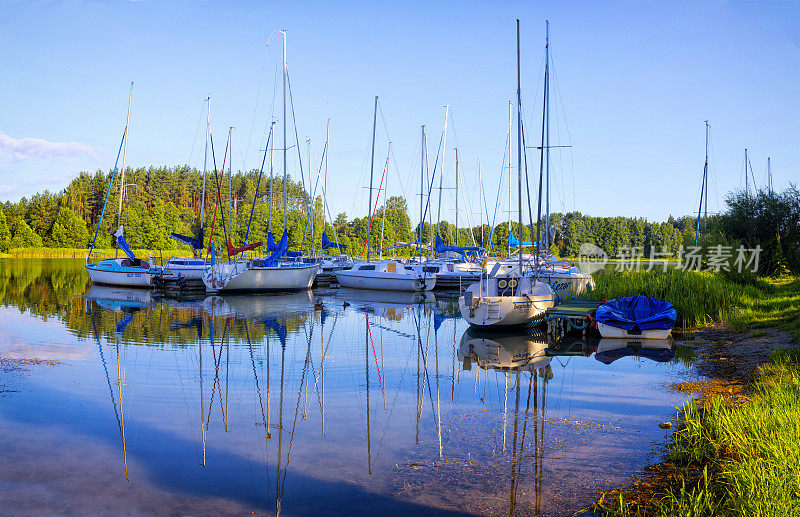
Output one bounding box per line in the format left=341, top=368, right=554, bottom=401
left=0, top=259, right=695, bottom=516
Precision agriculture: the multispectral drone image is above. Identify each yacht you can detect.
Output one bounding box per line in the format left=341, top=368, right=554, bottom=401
left=335, top=259, right=436, bottom=292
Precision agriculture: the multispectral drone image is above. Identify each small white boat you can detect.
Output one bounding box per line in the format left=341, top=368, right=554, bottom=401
left=595, top=295, right=677, bottom=339
left=536, top=261, right=594, bottom=301
left=459, top=262, right=556, bottom=328
left=319, top=254, right=353, bottom=273
left=335, top=260, right=436, bottom=291
left=434, top=259, right=483, bottom=289
left=157, top=257, right=209, bottom=281
left=86, top=257, right=154, bottom=288
left=203, top=259, right=317, bottom=292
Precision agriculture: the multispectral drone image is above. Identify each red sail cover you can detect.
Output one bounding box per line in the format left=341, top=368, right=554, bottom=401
left=227, top=239, right=262, bottom=257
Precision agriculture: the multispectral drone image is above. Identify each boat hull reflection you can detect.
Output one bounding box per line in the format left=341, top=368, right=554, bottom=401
left=459, top=327, right=550, bottom=372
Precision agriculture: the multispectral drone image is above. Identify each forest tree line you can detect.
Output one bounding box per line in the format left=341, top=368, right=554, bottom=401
left=0, top=166, right=795, bottom=269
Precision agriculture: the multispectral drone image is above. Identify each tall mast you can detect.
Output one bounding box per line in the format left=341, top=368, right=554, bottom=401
left=478, top=158, right=484, bottom=248
left=703, top=121, right=709, bottom=233
left=535, top=22, right=549, bottom=264
left=307, top=138, right=315, bottom=257
left=516, top=19, right=523, bottom=274
left=323, top=119, right=330, bottom=246
left=544, top=21, right=551, bottom=256
left=744, top=148, right=748, bottom=199
left=366, top=96, right=378, bottom=261
left=767, top=157, right=772, bottom=194
left=380, top=143, right=390, bottom=259
left=201, top=96, right=209, bottom=229
left=268, top=121, right=275, bottom=232
left=454, top=147, right=459, bottom=247
left=418, top=126, right=425, bottom=258
left=436, top=105, right=449, bottom=238
left=507, top=100, right=512, bottom=258
left=228, top=127, right=233, bottom=243
left=695, top=121, right=709, bottom=245
left=116, top=82, right=133, bottom=258
left=282, top=30, right=288, bottom=232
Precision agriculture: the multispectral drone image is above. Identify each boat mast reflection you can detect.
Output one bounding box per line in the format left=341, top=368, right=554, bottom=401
left=459, top=328, right=551, bottom=516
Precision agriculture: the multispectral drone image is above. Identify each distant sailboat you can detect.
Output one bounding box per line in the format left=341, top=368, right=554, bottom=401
left=335, top=97, right=436, bottom=292
left=86, top=83, right=156, bottom=288
left=203, top=30, right=317, bottom=292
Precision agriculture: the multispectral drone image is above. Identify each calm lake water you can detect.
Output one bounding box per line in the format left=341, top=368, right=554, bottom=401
left=0, top=259, right=695, bottom=516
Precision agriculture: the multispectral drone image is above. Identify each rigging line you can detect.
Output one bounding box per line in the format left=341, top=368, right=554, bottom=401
left=285, top=70, right=316, bottom=238
left=549, top=52, right=576, bottom=212
left=186, top=98, right=207, bottom=167
left=488, top=132, right=511, bottom=253
left=244, top=31, right=280, bottom=170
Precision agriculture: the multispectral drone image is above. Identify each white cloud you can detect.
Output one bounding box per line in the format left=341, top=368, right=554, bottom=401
left=0, top=130, right=98, bottom=163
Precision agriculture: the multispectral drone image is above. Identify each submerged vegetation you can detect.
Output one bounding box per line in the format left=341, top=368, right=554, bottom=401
left=596, top=349, right=800, bottom=516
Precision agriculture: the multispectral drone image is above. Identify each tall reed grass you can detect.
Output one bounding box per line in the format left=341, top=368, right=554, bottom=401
left=584, top=269, right=765, bottom=330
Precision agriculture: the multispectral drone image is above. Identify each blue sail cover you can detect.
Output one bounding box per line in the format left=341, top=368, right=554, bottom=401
left=267, top=231, right=278, bottom=252
left=433, top=234, right=484, bottom=259
left=508, top=232, right=533, bottom=247
left=322, top=231, right=346, bottom=250
left=170, top=229, right=204, bottom=249
left=595, top=295, right=677, bottom=331
left=113, top=225, right=136, bottom=261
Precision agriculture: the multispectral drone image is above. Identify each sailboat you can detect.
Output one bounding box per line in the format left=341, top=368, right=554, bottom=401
left=459, top=21, right=556, bottom=328
left=86, top=83, right=157, bottom=288
left=524, top=22, right=594, bottom=300
left=203, top=31, right=317, bottom=292
left=335, top=97, right=436, bottom=292
left=158, top=97, right=213, bottom=282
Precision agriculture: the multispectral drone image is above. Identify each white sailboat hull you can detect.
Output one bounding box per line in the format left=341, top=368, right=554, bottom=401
left=459, top=279, right=555, bottom=328
left=335, top=270, right=436, bottom=291
left=538, top=271, right=594, bottom=300
left=203, top=261, right=317, bottom=292
left=86, top=263, right=152, bottom=287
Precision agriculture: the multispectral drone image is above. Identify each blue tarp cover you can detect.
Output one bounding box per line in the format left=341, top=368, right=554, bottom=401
left=266, top=231, right=278, bottom=252
left=434, top=234, right=484, bottom=259
left=170, top=229, right=204, bottom=249
left=595, top=295, right=677, bottom=331
left=508, top=232, right=533, bottom=247
left=322, top=231, right=347, bottom=250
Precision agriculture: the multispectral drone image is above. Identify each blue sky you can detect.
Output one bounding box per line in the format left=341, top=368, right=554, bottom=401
left=1, top=0, right=798, bottom=226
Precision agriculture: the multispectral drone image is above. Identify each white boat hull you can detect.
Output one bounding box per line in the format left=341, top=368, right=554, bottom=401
left=86, top=264, right=151, bottom=287
left=459, top=279, right=555, bottom=328
left=596, top=322, right=672, bottom=340
left=335, top=271, right=435, bottom=291
left=539, top=272, right=593, bottom=299
left=203, top=262, right=317, bottom=292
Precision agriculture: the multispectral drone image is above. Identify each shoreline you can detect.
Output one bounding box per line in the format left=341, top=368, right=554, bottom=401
left=588, top=324, right=800, bottom=515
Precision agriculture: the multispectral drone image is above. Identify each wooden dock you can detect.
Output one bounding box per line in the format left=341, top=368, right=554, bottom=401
left=545, top=298, right=602, bottom=334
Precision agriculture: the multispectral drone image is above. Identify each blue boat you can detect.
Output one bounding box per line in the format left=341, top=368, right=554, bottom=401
left=595, top=295, right=677, bottom=339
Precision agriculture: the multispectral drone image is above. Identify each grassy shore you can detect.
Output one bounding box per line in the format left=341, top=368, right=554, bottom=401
left=587, top=269, right=800, bottom=515
left=585, top=269, right=800, bottom=340
left=3, top=247, right=195, bottom=260
left=596, top=349, right=800, bottom=516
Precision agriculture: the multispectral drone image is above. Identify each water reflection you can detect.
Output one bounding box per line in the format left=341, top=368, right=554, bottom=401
left=0, top=260, right=695, bottom=516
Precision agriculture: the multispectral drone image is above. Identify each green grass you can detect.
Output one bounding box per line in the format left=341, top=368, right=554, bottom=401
left=585, top=269, right=800, bottom=339
left=597, top=350, right=800, bottom=516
